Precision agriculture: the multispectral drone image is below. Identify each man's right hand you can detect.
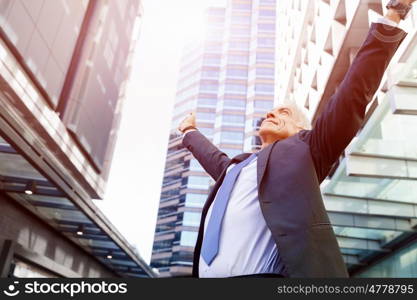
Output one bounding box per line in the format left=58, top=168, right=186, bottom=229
left=178, top=112, right=197, bottom=133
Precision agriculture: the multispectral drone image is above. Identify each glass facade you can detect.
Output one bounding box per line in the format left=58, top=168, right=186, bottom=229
left=278, top=0, right=417, bottom=277
left=0, top=0, right=153, bottom=278
left=151, top=0, right=277, bottom=277
left=357, top=242, right=417, bottom=277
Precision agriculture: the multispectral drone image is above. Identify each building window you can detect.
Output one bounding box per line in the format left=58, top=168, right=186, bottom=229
left=231, top=15, right=251, bottom=24
left=252, top=135, right=262, bottom=146
left=252, top=117, right=265, bottom=129
left=199, top=127, right=214, bottom=137
left=255, top=84, right=274, bottom=93
left=225, top=83, right=247, bottom=93
left=185, top=193, right=207, bottom=208
left=229, top=40, right=250, bottom=50
left=258, top=37, right=275, bottom=47
left=259, top=10, right=276, bottom=17
left=200, top=83, right=218, bottom=92
left=256, top=52, right=274, bottom=62
left=201, top=70, right=220, bottom=78
left=183, top=212, right=202, bottom=227
left=358, top=241, right=417, bottom=277
left=258, top=23, right=275, bottom=32
left=203, top=56, right=221, bottom=65
left=222, top=114, right=245, bottom=124
left=187, top=176, right=211, bottom=189
left=226, top=68, right=248, bottom=77
left=221, top=131, right=244, bottom=144
left=254, top=100, right=273, bottom=109
left=232, top=3, right=252, bottom=10
left=256, top=67, right=274, bottom=76
left=189, top=159, right=204, bottom=171
left=197, top=112, right=216, bottom=121
left=180, top=231, right=198, bottom=247
left=230, top=27, right=251, bottom=36
left=222, top=148, right=242, bottom=157
left=224, top=99, right=246, bottom=108
left=198, top=97, right=216, bottom=107
left=228, top=54, right=249, bottom=64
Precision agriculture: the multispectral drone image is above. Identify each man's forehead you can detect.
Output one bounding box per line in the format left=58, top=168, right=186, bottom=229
left=270, top=105, right=291, bottom=113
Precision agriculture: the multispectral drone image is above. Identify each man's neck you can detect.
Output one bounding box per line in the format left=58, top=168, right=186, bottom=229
left=260, top=129, right=303, bottom=149
left=261, top=141, right=274, bottom=149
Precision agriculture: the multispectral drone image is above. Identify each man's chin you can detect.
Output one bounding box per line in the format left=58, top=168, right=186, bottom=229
left=259, top=127, right=277, bottom=140
left=259, top=127, right=287, bottom=143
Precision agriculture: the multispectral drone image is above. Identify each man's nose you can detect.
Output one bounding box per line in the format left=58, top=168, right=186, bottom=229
left=266, top=111, right=276, bottom=119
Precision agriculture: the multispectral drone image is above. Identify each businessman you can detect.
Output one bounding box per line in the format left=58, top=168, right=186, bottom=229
left=178, top=0, right=413, bottom=278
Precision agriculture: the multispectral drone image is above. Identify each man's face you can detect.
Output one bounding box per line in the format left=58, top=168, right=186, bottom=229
left=259, top=105, right=300, bottom=144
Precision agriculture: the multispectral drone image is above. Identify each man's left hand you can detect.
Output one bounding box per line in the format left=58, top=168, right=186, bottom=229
left=386, top=0, right=415, bottom=23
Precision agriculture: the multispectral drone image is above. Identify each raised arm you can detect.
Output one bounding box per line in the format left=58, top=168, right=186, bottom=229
left=179, top=112, right=231, bottom=180
left=304, top=17, right=408, bottom=182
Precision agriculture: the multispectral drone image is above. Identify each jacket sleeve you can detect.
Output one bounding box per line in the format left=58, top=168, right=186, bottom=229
left=302, top=22, right=407, bottom=182
left=182, top=130, right=231, bottom=180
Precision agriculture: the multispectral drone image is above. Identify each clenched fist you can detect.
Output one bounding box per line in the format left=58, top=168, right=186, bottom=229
left=178, top=112, right=197, bottom=133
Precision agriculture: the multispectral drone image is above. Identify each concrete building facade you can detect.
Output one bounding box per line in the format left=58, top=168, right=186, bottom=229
left=276, top=0, right=417, bottom=277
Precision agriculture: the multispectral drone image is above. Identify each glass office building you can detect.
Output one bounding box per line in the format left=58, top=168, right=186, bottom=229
left=151, top=0, right=277, bottom=277
left=277, top=0, right=417, bottom=277
left=0, top=0, right=154, bottom=277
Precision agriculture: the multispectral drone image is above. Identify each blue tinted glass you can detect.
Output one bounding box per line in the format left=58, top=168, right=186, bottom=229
left=232, top=3, right=252, bottom=10
left=229, top=41, right=250, bottom=49
left=255, top=84, right=274, bottom=93
left=258, top=38, right=275, bottom=47
left=225, top=84, right=247, bottom=93
left=180, top=231, right=198, bottom=246
left=222, top=148, right=242, bottom=157
left=259, top=10, right=276, bottom=17
left=223, top=114, right=245, bottom=124
left=197, top=112, right=216, bottom=121
left=254, top=100, right=273, bottom=109
left=224, top=99, right=246, bottom=108
left=226, top=68, right=248, bottom=77
left=256, top=67, right=274, bottom=76
left=183, top=212, right=202, bottom=227
left=203, top=55, right=221, bottom=65
left=228, top=55, right=249, bottom=64
left=198, top=97, right=216, bottom=106
left=231, top=15, right=251, bottom=24
left=185, top=193, right=207, bottom=208
left=256, top=52, right=274, bottom=62
left=199, top=127, right=214, bottom=137
left=187, top=176, right=211, bottom=188
left=231, top=27, right=251, bottom=36
left=201, top=70, right=220, bottom=78
left=258, top=23, right=275, bottom=31
left=200, top=84, right=218, bottom=91
left=221, top=131, right=244, bottom=143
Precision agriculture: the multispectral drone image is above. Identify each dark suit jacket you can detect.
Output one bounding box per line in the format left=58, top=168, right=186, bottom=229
left=183, top=23, right=407, bottom=278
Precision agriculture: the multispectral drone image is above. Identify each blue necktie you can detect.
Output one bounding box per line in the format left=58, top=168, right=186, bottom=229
left=201, top=153, right=258, bottom=265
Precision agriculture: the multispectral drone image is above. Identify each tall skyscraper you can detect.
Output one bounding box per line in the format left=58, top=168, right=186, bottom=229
left=151, top=0, right=277, bottom=277
left=0, top=0, right=154, bottom=277
left=276, top=0, right=417, bottom=277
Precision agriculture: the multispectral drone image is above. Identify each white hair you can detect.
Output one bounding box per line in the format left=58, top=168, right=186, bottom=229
left=281, top=100, right=312, bottom=130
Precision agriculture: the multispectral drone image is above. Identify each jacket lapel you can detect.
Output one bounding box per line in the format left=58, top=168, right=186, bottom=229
left=257, top=143, right=274, bottom=187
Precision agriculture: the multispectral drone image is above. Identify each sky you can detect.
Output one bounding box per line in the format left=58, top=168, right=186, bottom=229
left=93, top=0, right=226, bottom=264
